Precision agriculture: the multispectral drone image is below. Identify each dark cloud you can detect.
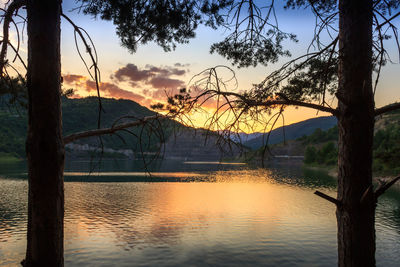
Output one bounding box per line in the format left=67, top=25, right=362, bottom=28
left=113, top=64, right=187, bottom=90
left=145, top=65, right=186, bottom=76
left=148, top=76, right=185, bottom=89
left=114, top=63, right=152, bottom=82
left=63, top=63, right=190, bottom=107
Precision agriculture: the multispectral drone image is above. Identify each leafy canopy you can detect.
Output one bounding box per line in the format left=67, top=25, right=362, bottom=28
left=78, top=0, right=233, bottom=52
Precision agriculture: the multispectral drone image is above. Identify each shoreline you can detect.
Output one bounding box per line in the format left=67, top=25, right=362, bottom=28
left=303, top=164, right=400, bottom=191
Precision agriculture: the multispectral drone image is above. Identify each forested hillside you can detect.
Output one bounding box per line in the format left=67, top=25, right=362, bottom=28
left=243, top=116, right=337, bottom=149
left=299, top=110, right=400, bottom=174
left=0, top=96, right=178, bottom=159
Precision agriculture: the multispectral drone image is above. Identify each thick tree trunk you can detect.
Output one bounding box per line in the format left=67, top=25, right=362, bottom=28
left=337, top=0, right=375, bottom=266
left=24, top=0, right=64, bottom=266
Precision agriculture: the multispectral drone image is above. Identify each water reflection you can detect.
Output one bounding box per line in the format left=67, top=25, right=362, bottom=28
left=0, top=160, right=399, bottom=266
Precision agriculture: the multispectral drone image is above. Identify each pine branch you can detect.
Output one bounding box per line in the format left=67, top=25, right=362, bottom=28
left=374, top=175, right=400, bottom=199
left=314, top=190, right=342, bottom=206
left=203, top=90, right=338, bottom=115
left=63, top=114, right=163, bottom=144
left=375, top=102, right=400, bottom=116
left=0, top=0, right=26, bottom=75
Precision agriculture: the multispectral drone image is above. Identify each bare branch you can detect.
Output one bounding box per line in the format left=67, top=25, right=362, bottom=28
left=375, top=102, right=400, bottom=116
left=374, top=175, right=400, bottom=199
left=0, top=0, right=26, bottom=75
left=64, top=114, right=164, bottom=144
left=61, top=13, right=102, bottom=128
left=376, top=11, right=400, bottom=29
left=314, top=190, right=342, bottom=206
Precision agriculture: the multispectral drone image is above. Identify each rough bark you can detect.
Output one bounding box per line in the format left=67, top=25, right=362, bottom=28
left=336, top=0, right=375, bottom=266
left=24, top=0, right=64, bottom=266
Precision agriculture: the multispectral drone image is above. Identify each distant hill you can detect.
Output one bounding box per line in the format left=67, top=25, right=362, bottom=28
left=3, top=97, right=397, bottom=163
left=243, top=116, right=337, bottom=150
left=0, top=96, right=170, bottom=158
left=0, top=96, right=242, bottom=160
left=262, top=108, right=400, bottom=174
left=164, top=128, right=242, bottom=161
left=229, top=132, right=264, bottom=143
left=62, top=96, right=156, bottom=136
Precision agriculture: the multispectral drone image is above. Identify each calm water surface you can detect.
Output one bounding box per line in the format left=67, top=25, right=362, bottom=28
left=0, top=160, right=399, bottom=266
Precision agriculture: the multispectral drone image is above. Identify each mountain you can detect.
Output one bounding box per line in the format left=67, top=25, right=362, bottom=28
left=229, top=132, right=264, bottom=143
left=0, top=96, right=242, bottom=160
left=243, top=116, right=338, bottom=150
left=164, top=128, right=242, bottom=161
left=0, top=96, right=165, bottom=159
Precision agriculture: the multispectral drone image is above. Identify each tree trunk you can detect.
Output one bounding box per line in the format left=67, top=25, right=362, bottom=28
left=24, top=0, right=64, bottom=266
left=336, top=0, right=375, bottom=266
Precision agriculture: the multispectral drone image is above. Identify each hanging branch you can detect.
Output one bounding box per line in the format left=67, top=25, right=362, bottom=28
left=61, top=13, right=103, bottom=128
left=194, top=89, right=338, bottom=115
left=63, top=114, right=164, bottom=144
left=0, top=0, right=26, bottom=75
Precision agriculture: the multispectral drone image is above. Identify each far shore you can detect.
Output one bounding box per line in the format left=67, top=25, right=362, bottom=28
left=303, top=164, right=400, bottom=190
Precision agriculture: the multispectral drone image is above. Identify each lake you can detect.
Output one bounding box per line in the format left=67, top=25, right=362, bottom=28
left=0, top=159, right=399, bottom=266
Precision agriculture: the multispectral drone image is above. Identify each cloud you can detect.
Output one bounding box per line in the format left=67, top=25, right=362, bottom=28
left=63, top=74, right=86, bottom=84
left=114, top=64, right=152, bottom=83
left=63, top=62, right=190, bottom=107
left=85, top=80, right=145, bottom=103
left=174, top=63, right=190, bottom=68
left=145, top=65, right=186, bottom=76
left=148, top=76, right=185, bottom=89
left=112, top=63, right=187, bottom=90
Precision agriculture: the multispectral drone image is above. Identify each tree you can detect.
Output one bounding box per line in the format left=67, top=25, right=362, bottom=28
left=0, top=1, right=231, bottom=266
left=162, top=1, right=400, bottom=266
left=304, top=146, right=317, bottom=164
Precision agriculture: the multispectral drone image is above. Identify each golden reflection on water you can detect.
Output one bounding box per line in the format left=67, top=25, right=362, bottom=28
left=63, top=171, right=204, bottom=177
left=1, top=167, right=400, bottom=266
left=183, top=161, right=247, bottom=165
left=62, top=170, right=337, bottom=254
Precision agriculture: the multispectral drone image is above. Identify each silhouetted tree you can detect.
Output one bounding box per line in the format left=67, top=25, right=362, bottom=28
left=163, top=1, right=400, bottom=266
left=0, top=0, right=232, bottom=266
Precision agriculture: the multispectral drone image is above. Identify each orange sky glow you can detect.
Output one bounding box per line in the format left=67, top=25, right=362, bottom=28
left=3, top=1, right=400, bottom=133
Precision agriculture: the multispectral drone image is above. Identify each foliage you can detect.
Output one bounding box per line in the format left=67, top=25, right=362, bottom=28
left=0, top=151, right=21, bottom=162
left=304, top=141, right=337, bottom=166
left=0, top=77, right=27, bottom=109
left=79, top=0, right=233, bottom=52
left=0, top=109, right=27, bottom=157
left=302, top=123, right=400, bottom=172
left=297, top=125, right=338, bottom=144
left=304, top=146, right=317, bottom=164
left=373, top=124, right=400, bottom=174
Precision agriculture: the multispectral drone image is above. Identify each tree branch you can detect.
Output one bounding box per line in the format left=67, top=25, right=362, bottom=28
left=61, top=13, right=103, bottom=128
left=63, top=114, right=163, bottom=144
left=374, top=175, right=400, bottom=199
left=0, top=0, right=26, bottom=75
left=375, top=102, right=400, bottom=116
left=376, top=11, right=400, bottom=29
left=259, top=99, right=338, bottom=115
left=314, top=190, right=342, bottom=206
left=203, top=90, right=338, bottom=115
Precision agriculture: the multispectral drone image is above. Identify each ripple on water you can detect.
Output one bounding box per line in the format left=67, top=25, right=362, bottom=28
left=1, top=169, right=400, bottom=266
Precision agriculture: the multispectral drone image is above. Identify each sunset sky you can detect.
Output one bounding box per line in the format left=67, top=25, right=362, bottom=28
left=6, top=1, right=400, bottom=132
